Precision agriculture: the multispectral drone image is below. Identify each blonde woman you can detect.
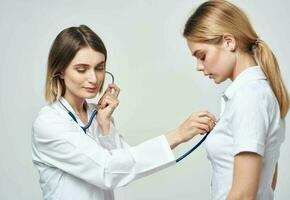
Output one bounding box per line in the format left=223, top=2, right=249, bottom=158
left=183, top=1, right=289, bottom=200
left=31, top=25, right=216, bottom=200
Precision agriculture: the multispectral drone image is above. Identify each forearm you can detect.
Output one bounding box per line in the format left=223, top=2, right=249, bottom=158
left=98, top=119, right=111, bottom=135
left=226, top=153, right=262, bottom=200
left=165, top=129, right=182, bottom=149
left=226, top=189, right=256, bottom=200
left=271, top=162, right=278, bottom=190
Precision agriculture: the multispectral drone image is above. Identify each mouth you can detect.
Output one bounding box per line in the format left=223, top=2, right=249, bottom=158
left=209, top=74, right=214, bottom=79
left=84, top=87, right=98, bottom=93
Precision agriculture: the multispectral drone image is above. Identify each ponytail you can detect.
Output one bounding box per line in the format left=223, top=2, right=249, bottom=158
left=254, top=40, right=289, bottom=118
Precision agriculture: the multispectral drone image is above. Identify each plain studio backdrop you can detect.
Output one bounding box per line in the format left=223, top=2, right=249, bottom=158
left=0, top=0, right=289, bottom=199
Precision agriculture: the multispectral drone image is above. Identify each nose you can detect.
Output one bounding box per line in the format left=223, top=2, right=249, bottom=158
left=196, top=60, right=204, bottom=72
left=87, top=69, right=97, bottom=84
left=196, top=60, right=209, bottom=76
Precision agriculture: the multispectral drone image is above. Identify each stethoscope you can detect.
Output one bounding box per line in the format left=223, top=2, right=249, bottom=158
left=60, top=70, right=210, bottom=163
left=59, top=71, right=114, bottom=134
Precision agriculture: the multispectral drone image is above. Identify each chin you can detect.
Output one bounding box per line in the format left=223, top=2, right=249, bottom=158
left=86, top=94, right=98, bottom=99
left=213, top=77, right=225, bottom=84
left=214, top=80, right=222, bottom=84
left=80, top=92, right=98, bottom=99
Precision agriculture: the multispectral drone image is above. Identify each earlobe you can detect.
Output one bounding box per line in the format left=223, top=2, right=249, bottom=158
left=227, top=41, right=235, bottom=52
left=228, top=41, right=236, bottom=52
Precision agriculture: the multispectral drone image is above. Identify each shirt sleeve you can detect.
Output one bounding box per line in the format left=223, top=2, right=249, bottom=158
left=32, top=108, right=175, bottom=190
left=231, top=88, right=271, bottom=157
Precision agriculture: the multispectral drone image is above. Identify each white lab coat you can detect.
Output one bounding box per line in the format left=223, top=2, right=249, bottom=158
left=32, top=98, right=176, bottom=200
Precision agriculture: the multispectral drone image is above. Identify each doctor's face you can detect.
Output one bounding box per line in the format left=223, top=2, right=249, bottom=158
left=61, top=47, right=105, bottom=100
left=186, top=39, right=236, bottom=84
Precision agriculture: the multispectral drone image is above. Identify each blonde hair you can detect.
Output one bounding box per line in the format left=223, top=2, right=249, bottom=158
left=183, top=0, right=289, bottom=118
left=45, top=25, right=107, bottom=103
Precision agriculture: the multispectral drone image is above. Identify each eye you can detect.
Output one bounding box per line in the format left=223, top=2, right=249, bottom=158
left=199, top=54, right=206, bottom=61
left=95, top=65, right=105, bottom=71
left=76, top=68, right=86, bottom=73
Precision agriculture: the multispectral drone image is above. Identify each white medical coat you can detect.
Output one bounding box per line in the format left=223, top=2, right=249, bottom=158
left=32, top=98, right=176, bottom=200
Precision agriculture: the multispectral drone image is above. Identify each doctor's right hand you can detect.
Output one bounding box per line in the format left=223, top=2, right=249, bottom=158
left=96, top=83, right=120, bottom=135
left=166, top=111, right=217, bottom=149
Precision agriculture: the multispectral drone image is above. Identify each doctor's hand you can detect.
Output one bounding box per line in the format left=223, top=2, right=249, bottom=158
left=96, top=83, right=120, bottom=135
left=166, top=111, right=217, bottom=149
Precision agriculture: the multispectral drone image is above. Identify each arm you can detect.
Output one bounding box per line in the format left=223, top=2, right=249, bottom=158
left=227, top=88, right=271, bottom=200
left=32, top=113, right=175, bottom=190
left=33, top=109, right=216, bottom=190
left=96, top=84, right=217, bottom=150
left=226, top=152, right=262, bottom=200
left=271, top=162, right=278, bottom=190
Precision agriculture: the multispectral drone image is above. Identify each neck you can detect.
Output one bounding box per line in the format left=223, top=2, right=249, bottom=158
left=230, top=51, right=257, bottom=81
left=63, top=93, right=86, bottom=114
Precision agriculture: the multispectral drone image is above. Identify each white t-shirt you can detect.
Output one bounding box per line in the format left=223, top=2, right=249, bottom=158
left=205, top=66, right=285, bottom=200
left=32, top=98, right=175, bottom=200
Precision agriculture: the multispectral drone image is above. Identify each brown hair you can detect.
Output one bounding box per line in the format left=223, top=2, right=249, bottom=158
left=183, top=0, right=289, bottom=118
left=45, top=25, right=107, bottom=103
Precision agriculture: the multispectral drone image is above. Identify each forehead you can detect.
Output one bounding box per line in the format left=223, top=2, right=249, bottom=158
left=186, top=40, right=216, bottom=55
left=70, top=47, right=105, bottom=66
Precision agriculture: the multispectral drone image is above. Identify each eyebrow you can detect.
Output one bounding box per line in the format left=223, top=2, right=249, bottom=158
left=192, top=50, right=202, bottom=57
left=74, top=61, right=105, bottom=68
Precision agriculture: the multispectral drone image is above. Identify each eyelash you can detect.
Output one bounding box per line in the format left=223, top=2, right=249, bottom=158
left=77, top=68, right=86, bottom=73
left=76, top=66, right=105, bottom=73
left=95, top=66, right=105, bottom=71
left=200, top=55, right=206, bottom=61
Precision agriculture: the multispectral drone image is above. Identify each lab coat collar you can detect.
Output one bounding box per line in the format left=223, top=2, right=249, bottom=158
left=223, top=66, right=267, bottom=101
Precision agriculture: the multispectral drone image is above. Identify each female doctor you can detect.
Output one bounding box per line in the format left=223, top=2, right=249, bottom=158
left=31, top=24, right=217, bottom=200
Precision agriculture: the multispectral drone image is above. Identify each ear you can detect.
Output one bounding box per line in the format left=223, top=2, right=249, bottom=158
left=221, top=33, right=236, bottom=52
left=60, top=72, right=64, bottom=79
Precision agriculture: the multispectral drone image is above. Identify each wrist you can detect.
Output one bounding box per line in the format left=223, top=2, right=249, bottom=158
left=166, top=129, right=182, bottom=150
left=98, top=120, right=110, bottom=135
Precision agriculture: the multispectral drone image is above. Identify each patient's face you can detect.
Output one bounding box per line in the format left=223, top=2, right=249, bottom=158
left=186, top=40, right=236, bottom=84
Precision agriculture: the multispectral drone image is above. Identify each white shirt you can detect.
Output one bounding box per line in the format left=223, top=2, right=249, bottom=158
left=32, top=98, right=176, bottom=200
left=205, top=66, right=285, bottom=200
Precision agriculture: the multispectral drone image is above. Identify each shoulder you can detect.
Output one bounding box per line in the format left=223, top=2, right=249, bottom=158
left=232, top=80, right=276, bottom=107
left=32, top=103, right=67, bottom=138
left=34, top=103, right=62, bottom=124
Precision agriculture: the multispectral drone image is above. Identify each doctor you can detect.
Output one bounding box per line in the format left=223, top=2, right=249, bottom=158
left=31, top=24, right=217, bottom=200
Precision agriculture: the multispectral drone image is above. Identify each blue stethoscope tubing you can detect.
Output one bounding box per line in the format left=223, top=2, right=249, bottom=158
left=59, top=70, right=209, bottom=163
left=175, top=132, right=209, bottom=163
left=60, top=101, right=210, bottom=162
left=61, top=99, right=209, bottom=162
left=59, top=100, right=98, bottom=133
left=59, top=71, right=114, bottom=133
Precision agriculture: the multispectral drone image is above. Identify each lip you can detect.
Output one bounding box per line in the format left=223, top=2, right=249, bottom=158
left=209, top=74, right=214, bottom=79
left=84, top=87, right=97, bottom=93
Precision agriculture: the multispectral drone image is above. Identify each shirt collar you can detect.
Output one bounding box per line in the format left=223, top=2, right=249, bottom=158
left=223, top=66, right=267, bottom=101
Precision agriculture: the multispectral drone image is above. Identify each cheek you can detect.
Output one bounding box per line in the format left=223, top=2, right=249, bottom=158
left=97, top=72, right=105, bottom=82
left=64, top=72, right=84, bottom=90
left=205, top=50, right=235, bottom=75
left=96, top=72, right=105, bottom=86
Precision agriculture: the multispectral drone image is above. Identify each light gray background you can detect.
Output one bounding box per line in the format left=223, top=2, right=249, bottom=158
left=0, top=0, right=289, bottom=199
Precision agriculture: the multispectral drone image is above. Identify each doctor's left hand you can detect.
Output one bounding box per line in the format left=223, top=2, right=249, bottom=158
left=96, top=83, right=120, bottom=135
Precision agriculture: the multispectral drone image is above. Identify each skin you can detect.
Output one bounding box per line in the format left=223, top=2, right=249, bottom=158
left=60, top=46, right=217, bottom=149
left=61, top=46, right=120, bottom=134
left=186, top=33, right=278, bottom=199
